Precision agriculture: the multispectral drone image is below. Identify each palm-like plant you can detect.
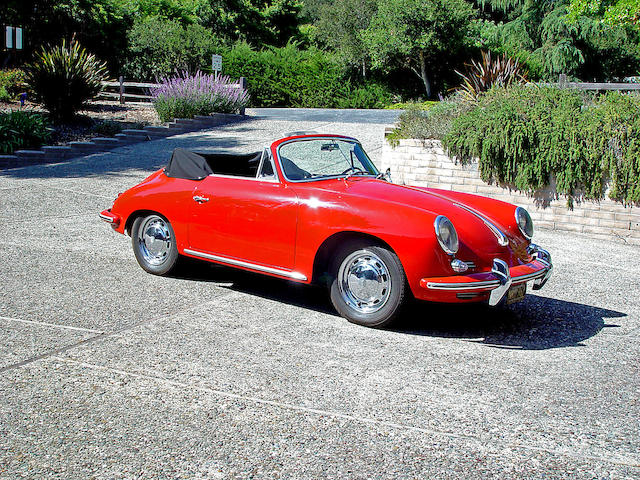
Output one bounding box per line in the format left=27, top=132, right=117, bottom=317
left=455, top=51, right=527, bottom=101
left=26, top=40, right=108, bottom=121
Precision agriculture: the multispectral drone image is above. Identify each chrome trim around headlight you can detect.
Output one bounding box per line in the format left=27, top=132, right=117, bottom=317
left=515, top=207, right=534, bottom=240
left=434, top=215, right=459, bottom=255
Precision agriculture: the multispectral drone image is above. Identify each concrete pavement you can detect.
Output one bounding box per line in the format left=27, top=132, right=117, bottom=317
left=0, top=115, right=639, bottom=479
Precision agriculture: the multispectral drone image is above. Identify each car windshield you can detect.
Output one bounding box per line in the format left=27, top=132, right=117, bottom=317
left=278, top=138, right=379, bottom=181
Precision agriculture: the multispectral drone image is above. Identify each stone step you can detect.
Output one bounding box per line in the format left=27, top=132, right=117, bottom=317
left=91, top=137, right=123, bottom=147
left=0, top=155, right=19, bottom=168
left=121, top=129, right=153, bottom=140
left=68, top=141, right=100, bottom=151
left=143, top=125, right=184, bottom=136
left=114, top=133, right=141, bottom=144
left=14, top=150, right=46, bottom=165
left=121, top=129, right=150, bottom=136
left=172, top=118, right=198, bottom=127
left=193, top=115, right=223, bottom=126
left=42, top=146, right=72, bottom=159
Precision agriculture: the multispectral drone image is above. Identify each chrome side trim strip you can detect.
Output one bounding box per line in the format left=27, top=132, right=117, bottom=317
left=455, top=203, right=509, bottom=246
left=183, top=248, right=307, bottom=281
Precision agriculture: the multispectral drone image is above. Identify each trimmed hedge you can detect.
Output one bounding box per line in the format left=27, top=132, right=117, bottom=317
left=221, top=43, right=392, bottom=108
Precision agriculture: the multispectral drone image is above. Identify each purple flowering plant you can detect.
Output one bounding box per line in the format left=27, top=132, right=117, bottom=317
left=151, top=71, right=249, bottom=122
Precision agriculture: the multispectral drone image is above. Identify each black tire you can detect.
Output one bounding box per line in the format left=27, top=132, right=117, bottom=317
left=131, top=214, right=179, bottom=275
left=329, top=240, right=406, bottom=327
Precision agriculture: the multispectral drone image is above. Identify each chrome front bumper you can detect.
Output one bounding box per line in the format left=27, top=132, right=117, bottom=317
left=420, top=244, right=553, bottom=306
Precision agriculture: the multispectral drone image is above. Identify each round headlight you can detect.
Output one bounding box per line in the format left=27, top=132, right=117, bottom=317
left=434, top=215, right=459, bottom=255
left=515, top=207, right=533, bottom=239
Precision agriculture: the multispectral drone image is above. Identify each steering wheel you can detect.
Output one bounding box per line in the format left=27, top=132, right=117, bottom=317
left=341, top=166, right=365, bottom=175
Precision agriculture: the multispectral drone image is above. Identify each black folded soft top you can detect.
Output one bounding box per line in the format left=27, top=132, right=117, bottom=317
left=164, top=148, right=214, bottom=181
left=165, top=148, right=263, bottom=180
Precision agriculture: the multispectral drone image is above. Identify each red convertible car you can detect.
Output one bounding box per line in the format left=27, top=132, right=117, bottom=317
left=100, top=133, right=552, bottom=327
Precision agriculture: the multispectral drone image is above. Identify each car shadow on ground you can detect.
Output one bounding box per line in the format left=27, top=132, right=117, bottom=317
left=170, top=259, right=625, bottom=351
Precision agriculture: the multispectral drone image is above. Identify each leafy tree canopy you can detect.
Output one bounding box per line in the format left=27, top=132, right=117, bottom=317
left=363, top=0, right=477, bottom=97
left=566, top=0, right=640, bottom=28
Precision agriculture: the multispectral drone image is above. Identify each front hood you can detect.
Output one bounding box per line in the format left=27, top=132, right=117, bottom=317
left=298, top=178, right=524, bottom=261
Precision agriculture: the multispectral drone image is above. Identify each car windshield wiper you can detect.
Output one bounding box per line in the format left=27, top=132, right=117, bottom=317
left=344, top=170, right=373, bottom=180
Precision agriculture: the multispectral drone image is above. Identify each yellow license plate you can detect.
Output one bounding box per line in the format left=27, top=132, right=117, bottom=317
left=507, top=283, right=527, bottom=304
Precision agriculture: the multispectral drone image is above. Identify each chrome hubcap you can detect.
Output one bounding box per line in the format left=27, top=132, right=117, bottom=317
left=338, top=251, right=391, bottom=314
left=138, top=216, right=171, bottom=266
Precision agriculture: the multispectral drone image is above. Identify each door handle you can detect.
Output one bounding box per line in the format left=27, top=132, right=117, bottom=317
left=193, top=195, right=209, bottom=203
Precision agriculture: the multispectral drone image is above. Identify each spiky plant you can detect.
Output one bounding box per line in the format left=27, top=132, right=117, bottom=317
left=455, top=51, right=528, bottom=101
left=26, top=40, right=108, bottom=121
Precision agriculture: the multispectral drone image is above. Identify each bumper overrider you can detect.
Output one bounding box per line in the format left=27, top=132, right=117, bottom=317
left=420, top=244, right=553, bottom=306
left=99, top=209, right=121, bottom=227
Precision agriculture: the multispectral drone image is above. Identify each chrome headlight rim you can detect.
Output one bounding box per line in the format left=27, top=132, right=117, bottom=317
left=434, top=215, right=459, bottom=255
left=515, top=207, right=534, bottom=240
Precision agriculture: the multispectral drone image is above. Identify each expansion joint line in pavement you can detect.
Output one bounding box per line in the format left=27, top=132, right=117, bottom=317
left=49, top=355, right=640, bottom=470
left=0, top=291, right=241, bottom=375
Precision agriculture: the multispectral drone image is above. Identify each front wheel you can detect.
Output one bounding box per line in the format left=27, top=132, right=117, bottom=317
left=329, top=241, right=406, bottom=327
left=131, top=214, right=179, bottom=275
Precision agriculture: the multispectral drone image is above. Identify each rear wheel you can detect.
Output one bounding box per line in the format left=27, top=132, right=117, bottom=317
left=131, top=214, right=179, bottom=275
left=329, top=241, right=406, bottom=327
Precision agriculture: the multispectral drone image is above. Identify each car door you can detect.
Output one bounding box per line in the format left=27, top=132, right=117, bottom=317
left=187, top=170, right=299, bottom=272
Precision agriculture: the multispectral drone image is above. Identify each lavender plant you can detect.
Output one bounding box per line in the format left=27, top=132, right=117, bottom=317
left=151, top=72, right=249, bottom=122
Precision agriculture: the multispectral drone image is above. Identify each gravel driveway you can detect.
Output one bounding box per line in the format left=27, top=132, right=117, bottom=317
left=0, top=115, right=639, bottom=479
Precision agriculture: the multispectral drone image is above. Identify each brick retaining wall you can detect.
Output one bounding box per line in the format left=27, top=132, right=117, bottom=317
left=380, top=138, right=640, bottom=245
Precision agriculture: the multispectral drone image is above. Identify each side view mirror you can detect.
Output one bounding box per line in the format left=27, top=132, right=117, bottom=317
left=385, top=168, right=392, bottom=183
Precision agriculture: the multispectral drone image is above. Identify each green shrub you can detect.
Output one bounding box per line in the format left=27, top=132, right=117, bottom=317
left=384, top=100, right=437, bottom=110
left=0, top=87, right=10, bottom=103
left=26, top=40, right=108, bottom=121
left=0, top=69, right=26, bottom=101
left=335, top=83, right=393, bottom=109
left=0, top=111, right=51, bottom=154
left=123, top=17, right=225, bottom=81
left=388, top=95, right=470, bottom=145
left=91, top=120, right=122, bottom=136
left=221, top=43, right=393, bottom=108
left=442, top=86, right=640, bottom=204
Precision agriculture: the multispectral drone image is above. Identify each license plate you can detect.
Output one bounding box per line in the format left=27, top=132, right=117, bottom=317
left=506, top=283, right=526, bottom=304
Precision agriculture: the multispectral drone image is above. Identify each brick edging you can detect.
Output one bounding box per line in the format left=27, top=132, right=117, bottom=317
left=380, top=137, right=640, bottom=245
left=0, top=113, right=245, bottom=170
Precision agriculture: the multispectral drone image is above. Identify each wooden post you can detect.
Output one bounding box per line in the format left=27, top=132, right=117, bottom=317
left=119, top=76, right=125, bottom=105
left=239, top=77, right=247, bottom=115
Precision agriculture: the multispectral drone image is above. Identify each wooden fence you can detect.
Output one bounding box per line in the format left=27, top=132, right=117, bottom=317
left=99, top=76, right=247, bottom=111
left=553, top=73, right=640, bottom=91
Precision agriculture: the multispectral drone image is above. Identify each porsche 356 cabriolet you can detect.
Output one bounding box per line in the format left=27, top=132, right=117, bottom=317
left=100, top=133, right=552, bottom=327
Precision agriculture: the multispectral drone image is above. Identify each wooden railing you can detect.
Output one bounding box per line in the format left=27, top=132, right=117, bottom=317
left=553, top=73, right=640, bottom=91
left=99, top=76, right=247, bottom=111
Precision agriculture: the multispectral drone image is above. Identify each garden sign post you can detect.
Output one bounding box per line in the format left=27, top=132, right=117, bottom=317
left=211, top=54, right=222, bottom=81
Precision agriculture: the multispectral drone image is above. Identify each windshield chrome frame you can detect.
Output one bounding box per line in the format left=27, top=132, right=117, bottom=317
left=276, top=136, right=380, bottom=183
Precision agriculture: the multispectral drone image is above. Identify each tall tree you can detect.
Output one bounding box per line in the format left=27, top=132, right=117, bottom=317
left=476, top=0, right=640, bottom=80
left=315, top=0, right=377, bottom=78
left=363, top=0, right=476, bottom=97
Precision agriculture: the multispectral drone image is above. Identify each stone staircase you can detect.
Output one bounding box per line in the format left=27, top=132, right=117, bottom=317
left=1, top=113, right=244, bottom=170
